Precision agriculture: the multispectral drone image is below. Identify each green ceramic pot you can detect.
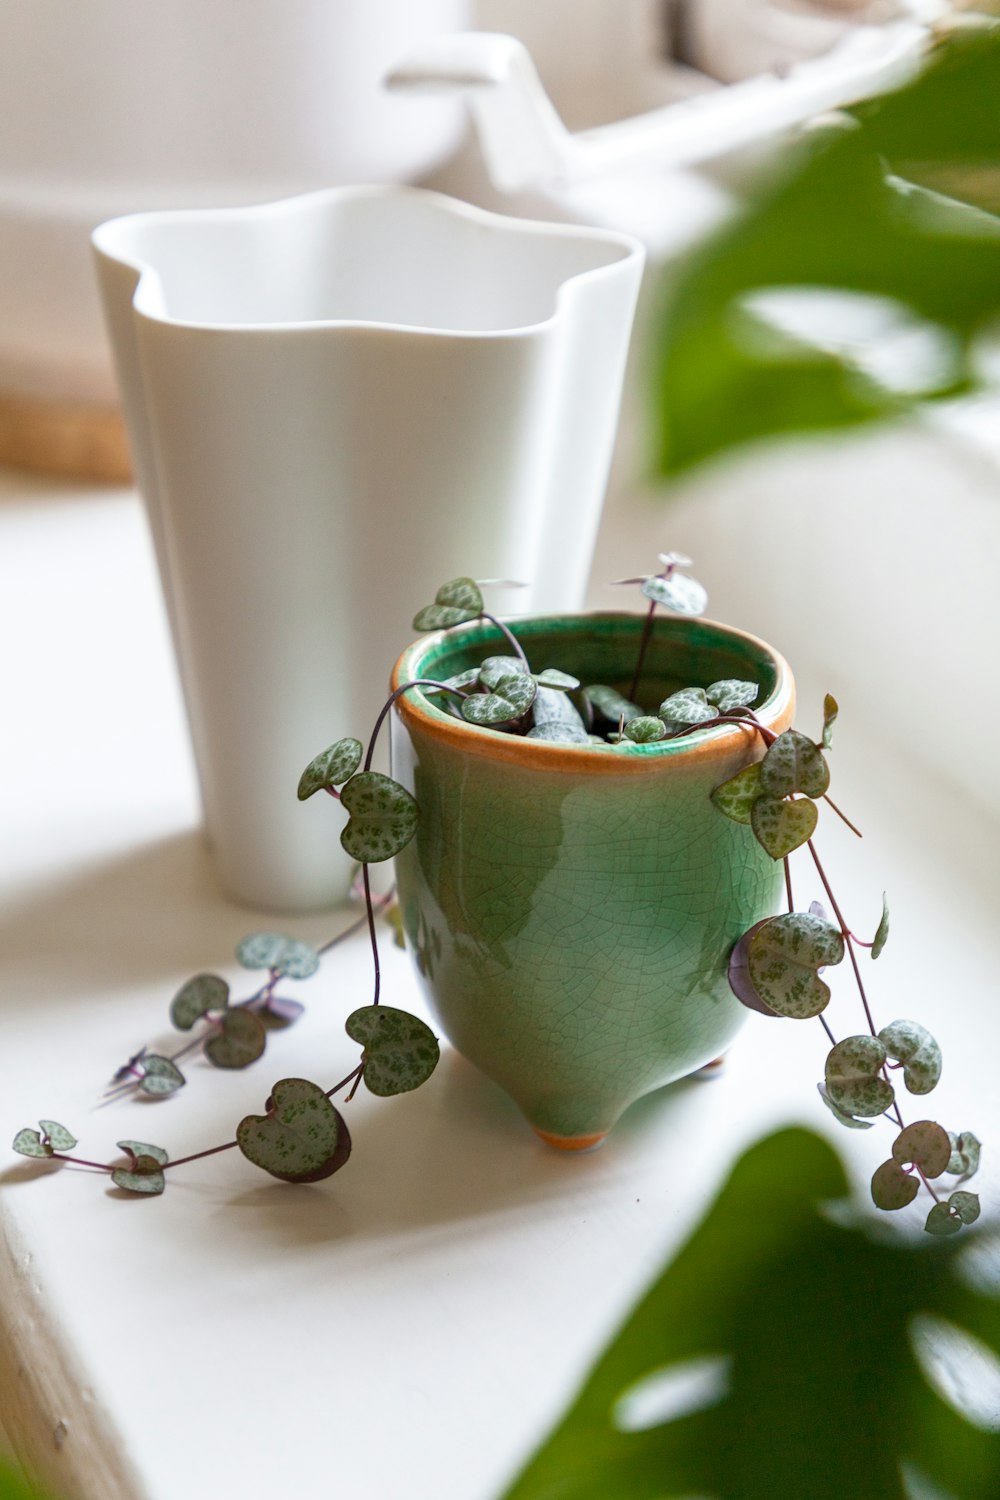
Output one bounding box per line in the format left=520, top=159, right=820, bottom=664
left=390, top=613, right=794, bottom=1149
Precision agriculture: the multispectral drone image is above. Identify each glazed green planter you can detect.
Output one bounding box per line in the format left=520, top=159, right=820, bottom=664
left=390, top=613, right=794, bottom=1149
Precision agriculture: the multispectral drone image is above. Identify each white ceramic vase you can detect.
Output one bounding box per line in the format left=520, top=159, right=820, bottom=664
left=93, top=185, right=644, bottom=911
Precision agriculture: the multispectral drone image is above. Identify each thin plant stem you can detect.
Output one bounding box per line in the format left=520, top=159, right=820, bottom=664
left=784, top=856, right=794, bottom=914
left=481, top=611, right=529, bottom=668
left=823, top=794, right=863, bottom=838
left=162, top=1066, right=367, bottom=1174
left=362, top=864, right=381, bottom=1008
left=363, top=678, right=466, bottom=773
left=819, top=1014, right=837, bottom=1047
left=806, top=839, right=878, bottom=1037
left=49, top=1154, right=113, bottom=1173
left=628, top=598, right=658, bottom=704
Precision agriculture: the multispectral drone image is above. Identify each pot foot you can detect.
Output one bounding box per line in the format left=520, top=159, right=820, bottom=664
left=694, top=1053, right=727, bottom=1080
left=532, top=1127, right=608, bottom=1153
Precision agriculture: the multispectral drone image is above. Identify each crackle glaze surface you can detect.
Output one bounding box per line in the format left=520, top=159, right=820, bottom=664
left=390, top=614, right=794, bottom=1143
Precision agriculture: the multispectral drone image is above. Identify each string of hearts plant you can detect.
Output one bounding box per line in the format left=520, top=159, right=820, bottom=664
left=12, top=561, right=982, bottom=1231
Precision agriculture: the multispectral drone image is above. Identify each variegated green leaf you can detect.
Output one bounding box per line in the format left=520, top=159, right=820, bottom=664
left=816, top=1083, right=873, bottom=1130
left=658, top=688, right=715, bottom=726
left=138, top=1055, right=186, bottom=1096
left=711, top=762, right=763, bottom=825
left=746, top=912, right=844, bottom=1019
left=461, top=673, right=536, bottom=726
left=872, top=893, right=890, bottom=961
left=871, top=1159, right=920, bottom=1211
left=340, top=773, right=420, bottom=862
left=821, top=694, right=839, bottom=750
left=13, top=1129, right=49, bottom=1158
left=534, top=668, right=580, bottom=691
left=641, top=572, right=708, bottom=616
left=297, top=737, right=363, bottom=800
left=412, top=577, right=483, bottom=631
left=584, top=685, right=643, bottom=725
left=948, top=1190, right=980, bottom=1224
left=38, top=1120, right=76, bottom=1151
left=825, top=1036, right=893, bottom=1118
left=624, top=716, right=667, bottom=744
left=237, top=1078, right=351, bottom=1183
left=759, top=730, right=830, bottom=799
left=946, top=1131, right=981, bottom=1179
left=925, top=1202, right=964, bottom=1236
left=204, top=1009, right=267, bottom=1070
left=892, top=1120, right=951, bottom=1178
left=345, top=1005, right=440, bottom=1096
left=706, top=679, right=759, bottom=712
left=878, top=1019, right=941, bottom=1096
left=235, top=934, right=320, bottom=979
left=478, top=655, right=528, bottom=690
left=750, top=794, right=818, bottom=859
left=112, top=1140, right=168, bottom=1196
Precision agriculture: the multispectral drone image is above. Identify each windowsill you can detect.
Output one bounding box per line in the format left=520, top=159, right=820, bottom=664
left=1, top=468, right=996, bottom=1499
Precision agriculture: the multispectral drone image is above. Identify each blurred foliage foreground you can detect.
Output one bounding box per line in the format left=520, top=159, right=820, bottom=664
left=501, top=1128, right=1000, bottom=1500
left=652, top=23, right=1000, bottom=475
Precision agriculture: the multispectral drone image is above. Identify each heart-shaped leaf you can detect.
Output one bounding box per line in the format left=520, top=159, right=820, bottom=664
left=871, top=893, right=890, bottom=960
left=946, top=1130, right=981, bottom=1179
left=205, top=1009, right=267, bottom=1069
left=947, top=1190, right=980, bottom=1225
left=624, top=716, right=667, bottom=744
left=237, top=1078, right=351, bottom=1184
left=13, top=1121, right=78, bottom=1158
left=112, top=1140, right=168, bottom=1196
left=641, top=572, right=708, bottom=616
left=478, top=654, right=529, bottom=690
left=742, top=912, right=844, bottom=1018
left=530, top=687, right=588, bottom=743
left=412, top=577, right=483, bottom=631
left=871, top=1159, right=920, bottom=1211
left=825, top=1036, right=893, bottom=1118
left=345, top=1005, right=440, bottom=1096
left=38, top=1120, right=76, bottom=1151
left=821, top=693, right=839, bottom=750
left=892, top=1120, right=951, bottom=1178
left=534, top=668, right=580, bottom=692
left=260, top=996, right=306, bottom=1030
left=138, top=1055, right=186, bottom=1096
left=13, top=1129, right=50, bottom=1158
left=170, top=972, right=229, bottom=1031
left=585, top=685, right=642, bottom=725
left=340, top=772, right=419, bottom=862
left=235, top=933, right=320, bottom=978
left=711, top=762, right=763, bottom=824
left=297, top=737, right=363, bottom=801
left=706, top=679, right=759, bottom=712
left=816, top=1083, right=873, bottom=1129
left=878, top=1019, right=941, bottom=1095
left=527, top=723, right=590, bottom=745
left=759, top=730, right=830, bottom=800
left=925, top=1202, right=964, bottom=1236
left=750, top=794, right=818, bottom=859
left=658, top=688, right=715, bottom=726
left=461, top=674, right=537, bottom=726
left=426, top=666, right=481, bottom=695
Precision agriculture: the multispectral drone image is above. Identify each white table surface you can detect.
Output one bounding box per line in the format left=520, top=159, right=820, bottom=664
left=2, top=469, right=997, bottom=1500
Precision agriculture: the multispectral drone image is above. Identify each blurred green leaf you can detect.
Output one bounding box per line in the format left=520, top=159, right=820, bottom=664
left=170, top=972, right=229, bottom=1030
left=879, top=1019, right=942, bottom=1096
left=826, top=1035, right=894, bottom=1118
left=500, top=1127, right=1000, bottom=1500
left=204, top=1009, right=267, bottom=1070
left=873, top=893, right=891, bottom=961
left=138, top=1054, right=186, bottom=1096
left=711, top=761, right=763, bottom=824
left=413, top=577, right=483, bottom=631
left=235, top=933, right=320, bottom=978
left=461, top=674, right=537, bottom=726
left=651, top=29, right=1000, bottom=476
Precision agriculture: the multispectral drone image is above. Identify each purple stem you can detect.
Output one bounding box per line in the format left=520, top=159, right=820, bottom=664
left=480, top=611, right=529, bottom=668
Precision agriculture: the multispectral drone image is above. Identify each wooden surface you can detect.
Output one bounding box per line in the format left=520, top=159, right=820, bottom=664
left=1, top=471, right=996, bottom=1500
left=0, top=394, right=131, bottom=484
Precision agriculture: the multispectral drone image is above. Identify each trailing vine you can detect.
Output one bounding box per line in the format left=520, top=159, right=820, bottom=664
left=12, top=566, right=982, bottom=1230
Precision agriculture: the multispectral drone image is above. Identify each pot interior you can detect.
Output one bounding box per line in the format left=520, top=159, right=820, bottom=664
left=408, top=613, right=783, bottom=724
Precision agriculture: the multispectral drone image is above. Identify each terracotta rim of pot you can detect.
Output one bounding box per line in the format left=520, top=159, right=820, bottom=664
left=391, top=611, right=795, bottom=773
